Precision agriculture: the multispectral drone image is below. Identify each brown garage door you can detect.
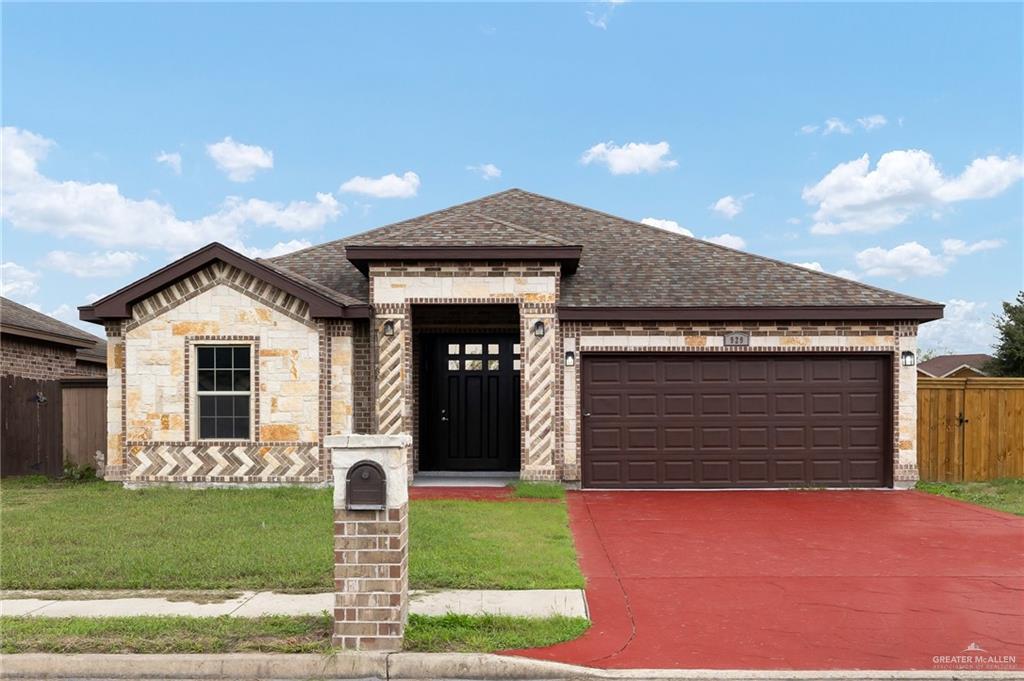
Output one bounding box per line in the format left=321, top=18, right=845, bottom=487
left=582, top=354, right=890, bottom=488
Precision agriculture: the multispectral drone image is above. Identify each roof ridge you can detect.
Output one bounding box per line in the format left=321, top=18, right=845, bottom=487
left=469, top=212, right=576, bottom=246
left=502, top=188, right=940, bottom=308
left=268, top=188, right=526, bottom=263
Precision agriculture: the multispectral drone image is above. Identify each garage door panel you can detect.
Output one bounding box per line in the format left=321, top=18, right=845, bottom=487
left=582, top=354, right=889, bottom=489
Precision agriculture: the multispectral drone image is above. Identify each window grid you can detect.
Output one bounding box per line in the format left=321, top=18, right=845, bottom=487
left=196, top=345, right=252, bottom=440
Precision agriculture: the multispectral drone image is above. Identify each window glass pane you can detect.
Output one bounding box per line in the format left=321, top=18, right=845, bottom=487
left=488, top=344, right=499, bottom=355
left=199, top=395, right=216, bottom=417
left=448, top=360, right=460, bottom=371
left=465, top=359, right=483, bottom=370
left=233, top=395, right=249, bottom=416
left=216, top=395, right=235, bottom=416
left=197, top=370, right=215, bottom=391
left=197, top=347, right=215, bottom=369
left=234, top=417, right=250, bottom=439
left=233, top=347, right=250, bottom=369
left=215, top=370, right=233, bottom=391
left=215, top=347, right=233, bottom=369
left=199, top=417, right=217, bottom=439
left=233, top=371, right=251, bottom=391
left=447, top=344, right=460, bottom=355
left=215, top=418, right=234, bottom=439
left=513, top=343, right=521, bottom=355
left=487, top=359, right=499, bottom=371
left=465, top=344, right=482, bottom=355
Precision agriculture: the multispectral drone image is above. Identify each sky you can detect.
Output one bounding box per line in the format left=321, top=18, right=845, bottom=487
left=2, top=2, right=1022, bottom=353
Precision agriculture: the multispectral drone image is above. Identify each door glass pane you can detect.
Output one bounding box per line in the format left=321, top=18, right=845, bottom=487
left=513, top=359, right=521, bottom=371
left=513, top=343, right=520, bottom=355
left=448, top=360, right=460, bottom=370
left=487, top=359, right=499, bottom=371
left=487, top=344, right=499, bottom=355
left=447, top=344, right=460, bottom=355
left=465, top=359, right=483, bottom=370
left=465, top=344, right=482, bottom=355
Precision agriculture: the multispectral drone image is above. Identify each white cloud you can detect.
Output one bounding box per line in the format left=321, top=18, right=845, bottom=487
left=206, top=136, right=273, bottom=182
left=42, top=250, right=145, bottom=278
left=585, top=0, right=626, bottom=29
left=467, top=163, right=502, bottom=180
left=795, top=261, right=825, bottom=272
left=834, top=269, right=861, bottom=281
left=823, top=118, right=852, bottom=135
left=1, top=127, right=343, bottom=254
left=918, top=299, right=998, bottom=354
left=798, top=124, right=819, bottom=135
left=793, top=261, right=860, bottom=281
left=710, top=194, right=751, bottom=219
left=1, top=261, right=41, bottom=299
left=340, top=171, right=420, bottom=199
left=155, top=151, right=182, bottom=175
left=856, top=114, right=888, bottom=131
left=940, top=238, right=1004, bottom=257
left=640, top=217, right=693, bottom=236
left=854, top=242, right=949, bottom=279
left=703, top=233, right=746, bottom=249
left=581, top=141, right=677, bottom=175
left=803, top=149, right=1024, bottom=234
left=238, top=239, right=313, bottom=259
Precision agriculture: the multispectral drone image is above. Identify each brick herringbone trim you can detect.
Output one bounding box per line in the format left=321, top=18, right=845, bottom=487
left=125, top=443, right=319, bottom=481
left=127, top=262, right=313, bottom=330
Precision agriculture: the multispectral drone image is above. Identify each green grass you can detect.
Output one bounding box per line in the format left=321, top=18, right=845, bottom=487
left=508, top=481, right=566, bottom=499
left=916, top=478, right=1024, bottom=516
left=410, top=500, right=583, bottom=589
left=0, top=615, right=333, bottom=654
left=0, top=478, right=582, bottom=591
left=0, top=614, right=589, bottom=654
left=403, top=613, right=589, bottom=652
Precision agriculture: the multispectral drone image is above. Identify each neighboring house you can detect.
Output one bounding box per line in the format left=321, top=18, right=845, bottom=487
left=80, top=189, right=943, bottom=489
left=1, top=297, right=107, bottom=476
left=917, top=353, right=994, bottom=378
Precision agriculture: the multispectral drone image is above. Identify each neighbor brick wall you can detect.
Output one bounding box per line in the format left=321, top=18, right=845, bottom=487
left=0, top=335, right=101, bottom=380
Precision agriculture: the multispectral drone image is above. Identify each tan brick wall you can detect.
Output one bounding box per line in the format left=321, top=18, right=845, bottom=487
left=561, top=320, right=920, bottom=486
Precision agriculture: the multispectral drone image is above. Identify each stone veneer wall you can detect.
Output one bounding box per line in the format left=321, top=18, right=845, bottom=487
left=106, top=262, right=355, bottom=484
left=368, top=262, right=561, bottom=480
left=560, top=320, right=920, bottom=486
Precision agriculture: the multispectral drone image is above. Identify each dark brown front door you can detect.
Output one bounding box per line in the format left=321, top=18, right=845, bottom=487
left=420, top=334, right=521, bottom=471
left=582, top=354, right=891, bottom=488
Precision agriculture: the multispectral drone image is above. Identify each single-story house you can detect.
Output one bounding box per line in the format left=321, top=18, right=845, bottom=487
left=917, top=353, right=994, bottom=378
left=80, top=189, right=943, bottom=489
left=2, top=296, right=107, bottom=476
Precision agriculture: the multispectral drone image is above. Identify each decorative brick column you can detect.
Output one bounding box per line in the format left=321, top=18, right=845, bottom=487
left=326, top=433, right=411, bottom=651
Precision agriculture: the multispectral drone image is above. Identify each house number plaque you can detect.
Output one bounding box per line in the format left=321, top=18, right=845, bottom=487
left=723, top=331, right=750, bottom=347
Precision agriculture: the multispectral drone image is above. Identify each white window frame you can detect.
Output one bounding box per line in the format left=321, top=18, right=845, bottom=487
left=192, top=341, right=254, bottom=442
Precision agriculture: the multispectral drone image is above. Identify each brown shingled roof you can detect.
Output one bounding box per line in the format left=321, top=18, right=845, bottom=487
left=918, top=353, right=994, bottom=377
left=1, top=296, right=105, bottom=348
left=270, top=189, right=941, bottom=320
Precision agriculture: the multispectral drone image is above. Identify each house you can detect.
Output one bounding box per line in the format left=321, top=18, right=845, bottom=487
left=79, top=189, right=943, bottom=488
left=1, top=297, right=107, bottom=476
left=917, top=353, right=994, bottom=378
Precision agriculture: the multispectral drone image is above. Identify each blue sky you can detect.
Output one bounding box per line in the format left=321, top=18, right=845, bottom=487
left=2, top=2, right=1021, bottom=353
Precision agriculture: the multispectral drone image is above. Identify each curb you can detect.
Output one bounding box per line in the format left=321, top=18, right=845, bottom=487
left=2, top=653, right=1022, bottom=680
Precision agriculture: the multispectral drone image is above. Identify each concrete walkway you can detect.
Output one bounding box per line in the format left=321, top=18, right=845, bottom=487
left=0, top=588, right=587, bottom=619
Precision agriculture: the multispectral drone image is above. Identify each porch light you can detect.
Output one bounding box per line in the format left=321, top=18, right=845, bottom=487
left=533, top=321, right=546, bottom=338
left=565, top=351, right=575, bottom=367
left=382, top=320, right=396, bottom=337
left=901, top=351, right=915, bottom=367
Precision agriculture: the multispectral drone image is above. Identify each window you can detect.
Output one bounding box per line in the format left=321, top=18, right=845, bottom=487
left=196, top=345, right=251, bottom=440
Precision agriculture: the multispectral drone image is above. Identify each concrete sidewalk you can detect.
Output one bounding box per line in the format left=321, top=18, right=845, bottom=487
left=0, top=588, right=587, bottom=619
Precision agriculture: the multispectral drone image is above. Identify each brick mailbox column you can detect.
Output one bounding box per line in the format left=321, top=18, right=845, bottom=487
left=325, top=433, right=411, bottom=651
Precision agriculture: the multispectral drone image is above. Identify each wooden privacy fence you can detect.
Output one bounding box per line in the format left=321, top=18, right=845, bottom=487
left=1, top=375, right=63, bottom=477
left=918, top=377, right=1024, bottom=482
left=61, top=377, right=107, bottom=469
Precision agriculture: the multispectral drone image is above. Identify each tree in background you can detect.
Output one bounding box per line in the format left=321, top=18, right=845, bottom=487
left=987, top=291, right=1024, bottom=377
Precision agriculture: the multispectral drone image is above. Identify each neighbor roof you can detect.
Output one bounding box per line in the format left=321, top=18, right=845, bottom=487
left=918, top=353, right=994, bottom=378
left=1, top=297, right=104, bottom=349
left=271, top=189, right=942, bottom=320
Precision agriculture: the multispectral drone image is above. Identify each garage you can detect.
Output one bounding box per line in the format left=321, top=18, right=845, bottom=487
left=581, top=354, right=891, bottom=488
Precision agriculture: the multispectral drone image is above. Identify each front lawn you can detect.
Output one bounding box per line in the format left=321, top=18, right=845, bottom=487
left=916, top=478, right=1024, bottom=516
left=0, top=478, right=582, bottom=591
left=0, top=614, right=589, bottom=654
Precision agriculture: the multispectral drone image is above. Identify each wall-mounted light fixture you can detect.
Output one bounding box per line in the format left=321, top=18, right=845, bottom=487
left=533, top=320, right=546, bottom=338
left=901, top=350, right=916, bottom=367
left=382, top=320, right=396, bottom=337
left=565, top=351, right=575, bottom=367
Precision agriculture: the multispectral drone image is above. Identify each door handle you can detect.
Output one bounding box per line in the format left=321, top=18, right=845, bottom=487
left=441, top=409, right=448, bottom=422
left=583, top=411, right=591, bottom=417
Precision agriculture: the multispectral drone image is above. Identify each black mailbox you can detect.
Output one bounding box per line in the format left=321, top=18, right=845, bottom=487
left=346, top=461, right=387, bottom=510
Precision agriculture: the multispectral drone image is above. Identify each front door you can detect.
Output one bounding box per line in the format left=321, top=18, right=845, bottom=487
left=420, top=334, right=520, bottom=471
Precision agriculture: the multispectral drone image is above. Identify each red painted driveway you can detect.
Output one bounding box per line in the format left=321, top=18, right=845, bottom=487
left=512, top=490, right=1024, bottom=670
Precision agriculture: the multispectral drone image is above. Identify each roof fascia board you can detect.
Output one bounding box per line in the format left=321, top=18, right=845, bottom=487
left=1, top=325, right=97, bottom=349
left=557, top=305, right=945, bottom=322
